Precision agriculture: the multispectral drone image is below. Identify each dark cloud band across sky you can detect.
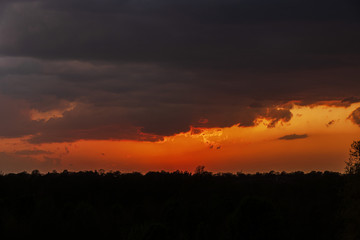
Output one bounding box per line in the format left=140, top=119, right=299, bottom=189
left=0, top=0, right=359, bottom=143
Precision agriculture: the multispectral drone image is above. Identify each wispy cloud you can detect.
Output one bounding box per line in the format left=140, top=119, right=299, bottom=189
left=14, top=149, right=53, bottom=155
left=326, top=120, right=336, bottom=127
left=278, top=134, right=308, bottom=141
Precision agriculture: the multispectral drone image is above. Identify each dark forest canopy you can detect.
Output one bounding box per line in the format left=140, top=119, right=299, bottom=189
left=0, top=170, right=360, bottom=239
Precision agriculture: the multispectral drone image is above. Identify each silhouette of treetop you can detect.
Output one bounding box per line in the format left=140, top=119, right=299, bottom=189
left=345, top=140, right=360, bottom=174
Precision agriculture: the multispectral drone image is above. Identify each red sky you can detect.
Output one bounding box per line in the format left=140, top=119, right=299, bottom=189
left=0, top=1, right=360, bottom=173
left=1, top=102, right=359, bottom=173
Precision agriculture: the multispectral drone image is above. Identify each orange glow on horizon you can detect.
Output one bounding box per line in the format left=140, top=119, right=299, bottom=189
left=1, top=102, right=360, bottom=174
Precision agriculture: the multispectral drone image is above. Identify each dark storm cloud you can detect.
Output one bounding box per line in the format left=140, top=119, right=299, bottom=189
left=262, top=108, right=293, bottom=128
left=342, top=97, right=360, bottom=105
left=1, top=0, right=360, bottom=68
left=27, top=103, right=154, bottom=143
left=278, top=134, right=309, bottom=141
left=0, top=95, right=41, bottom=138
left=0, top=0, right=359, bottom=143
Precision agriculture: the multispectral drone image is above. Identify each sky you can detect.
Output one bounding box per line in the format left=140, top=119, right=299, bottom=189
left=0, top=0, right=360, bottom=173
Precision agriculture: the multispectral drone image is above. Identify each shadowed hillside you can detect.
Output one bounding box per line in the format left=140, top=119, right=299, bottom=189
left=0, top=170, right=358, bottom=239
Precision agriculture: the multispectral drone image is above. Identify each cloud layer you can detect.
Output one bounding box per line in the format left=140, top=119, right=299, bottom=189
left=0, top=0, right=359, bottom=143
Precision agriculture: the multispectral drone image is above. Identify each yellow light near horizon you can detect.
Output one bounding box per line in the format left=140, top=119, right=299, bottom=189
left=1, top=102, right=359, bottom=173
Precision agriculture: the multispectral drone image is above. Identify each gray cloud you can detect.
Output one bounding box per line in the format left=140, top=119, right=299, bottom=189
left=278, top=134, right=309, bottom=140
left=0, top=95, right=41, bottom=138
left=0, top=0, right=359, bottom=143
left=342, top=97, right=360, bottom=105
left=1, top=1, right=359, bottom=68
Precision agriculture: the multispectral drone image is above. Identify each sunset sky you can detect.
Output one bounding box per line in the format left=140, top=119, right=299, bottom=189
left=0, top=0, right=360, bottom=173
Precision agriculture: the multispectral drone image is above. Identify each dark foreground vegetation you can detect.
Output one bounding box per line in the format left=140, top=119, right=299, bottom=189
left=1, top=170, right=360, bottom=239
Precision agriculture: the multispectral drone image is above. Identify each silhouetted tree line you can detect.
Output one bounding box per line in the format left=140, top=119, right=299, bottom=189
left=1, top=168, right=359, bottom=239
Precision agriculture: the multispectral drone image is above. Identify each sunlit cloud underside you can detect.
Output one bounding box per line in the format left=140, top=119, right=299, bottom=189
left=1, top=102, right=359, bottom=173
